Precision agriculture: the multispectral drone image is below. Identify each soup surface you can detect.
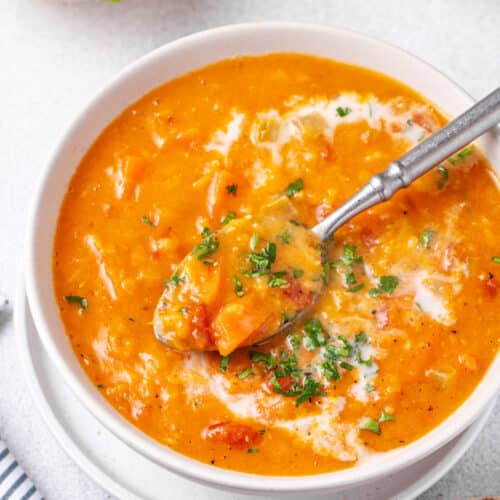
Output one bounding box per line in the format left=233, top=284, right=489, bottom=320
left=54, top=54, right=500, bottom=476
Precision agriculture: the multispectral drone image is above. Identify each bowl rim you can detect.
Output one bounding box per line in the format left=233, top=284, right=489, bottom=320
left=24, top=21, right=500, bottom=494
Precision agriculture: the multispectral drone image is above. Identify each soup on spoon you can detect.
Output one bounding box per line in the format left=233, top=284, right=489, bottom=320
left=154, top=209, right=324, bottom=355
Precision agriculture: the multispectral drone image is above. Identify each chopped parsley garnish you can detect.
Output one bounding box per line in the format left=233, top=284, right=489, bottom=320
left=225, top=183, right=238, bottom=196
left=221, top=211, right=236, bottom=226
left=232, top=274, right=244, bottom=297
left=285, top=178, right=304, bottom=198
left=259, top=429, right=267, bottom=435
left=303, top=318, right=328, bottom=350
left=178, top=306, right=188, bottom=314
left=421, top=229, right=436, bottom=249
left=250, top=351, right=276, bottom=369
left=492, top=256, right=500, bottom=264
left=219, top=355, right=231, bottom=373
left=448, top=146, right=472, bottom=165
left=249, top=242, right=276, bottom=271
left=289, top=219, right=301, bottom=226
left=336, top=106, right=352, bottom=117
left=268, top=277, right=289, bottom=288
left=331, top=244, right=365, bottom=291
left=192, top=229, right=219, bottom=259
left=359, top=417, right=381, bottom=435
left=355, top=331, right=368, bottom=344
left=436, top=165, right=449, bottom=189
left=65, top=295, right=88, bottom=312
left=295, top=376, right=326, bottom=406
left=368, top=275, right=399, bottom=297
left=339, top=361, right=354, bottom=371
left=365, top=382, right=375, bottom=393
left=237, top=368, right=254, bottom=380
left=247, top=448, right=259, bottom=454
left=277, top=228, right=292, bottom=245
left=164, top=269, right=184, bottom=287
left=379, top=411, right=395, bottom=422
left=97, top=383, right=105, bottom=389
left=322, top=360, right=340, bottom=381
left=141, top=215, right=155, bottom=227
left=292, top=268, right=304, bottom=279
left=321, top=262, right=331, bottom=285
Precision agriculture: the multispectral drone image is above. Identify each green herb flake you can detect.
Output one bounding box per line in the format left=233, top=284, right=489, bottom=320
left=492, top=256, right=500, bottom=264
left=347, top=283, right=365, bottom=293
left=277, top=228, right=292, bottom=245
left=65, top=295, right=88, bottom=312
left=303, top=318, right=328, bottom=350
left=226, top=183, right=238, bottom=196
left=336, top=106, right=352, bottom=117
left=448, top=146, right=473, bottom=165
left=370, top=275, right=399, bottom=297
left=421, top=229, right=436, bottom=249
left=97, top=383, right=105, bottom=389
left=249, top=242, right=276, bottom=271
left=289, top=219, right=301, bottom=226
left=141, top=215, right=155, bottom=227
left=295, top=376, right=326, bottom=406
left=368, top=287, right=381, bottom=298
left=285, top=178, right=304, bottom=198
left=379, top=411, right=395, bottom=422
left=259, top=429, right=267, bottom=435
left=320, top=262, right=331, bottom=285
left=233, top=274, right=244, bottom=297
left=221, top=211, right=236, bottom=226
left=339, top=361, right=354, bottom=371
left=247, top=448, right=259, bottom=454
left=322, top=361, right=340, bottom=381
left=268, top=277, right=289, bottom=288
left=365, top=383, right=376, bottom=393
left=237, top=368, right=254, bottom=380
left=164, top=269, right=184, bottom=287
left=355, top=331, right=368, bottom=344
left=178, top=306, right=188, bottom=314
left=378, top=275, right=399, bottom=295
left=359, top=417, right=381, bottom=435
left=292, top=268, right=304, bottom=279
left=219, top=355, right=231, bottom=373
left=250, top=351, right=276, bottom=369
left=436, top=165, right=449, bottom=189
left=193, top=231, right=220, bottom=259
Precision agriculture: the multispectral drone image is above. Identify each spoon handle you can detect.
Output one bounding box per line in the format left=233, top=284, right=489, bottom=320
left=311, top=86, right=500, bottom=241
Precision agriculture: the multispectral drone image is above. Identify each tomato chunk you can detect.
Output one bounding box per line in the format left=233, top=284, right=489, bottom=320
left=282, top=278, right=313, bottom=309
left=203, top=422, right=261, bottom=448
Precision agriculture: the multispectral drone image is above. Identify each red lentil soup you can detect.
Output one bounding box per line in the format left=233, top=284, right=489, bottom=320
left=53, top=54, right=500, bottom=476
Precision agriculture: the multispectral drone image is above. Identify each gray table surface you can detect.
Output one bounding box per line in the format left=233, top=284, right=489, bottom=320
left=0, top=1, right=499, bottom=499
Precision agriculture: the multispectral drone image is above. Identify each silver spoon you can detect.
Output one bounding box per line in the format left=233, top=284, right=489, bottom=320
left=155, top=86, right=500, bottom=352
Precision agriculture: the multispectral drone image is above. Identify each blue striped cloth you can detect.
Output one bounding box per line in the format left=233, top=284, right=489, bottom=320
left=0, top=441, right=43, bottom=500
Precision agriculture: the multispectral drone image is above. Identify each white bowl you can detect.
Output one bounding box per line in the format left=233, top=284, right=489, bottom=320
left=25, top=22, right=500, bottom=496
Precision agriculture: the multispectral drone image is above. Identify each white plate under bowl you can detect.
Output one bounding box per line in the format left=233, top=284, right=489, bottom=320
left=15, top=280, right=495, bottom=500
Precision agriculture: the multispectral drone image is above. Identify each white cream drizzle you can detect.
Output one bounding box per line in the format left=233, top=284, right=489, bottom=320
left=205, top=109, right=245, bottom=157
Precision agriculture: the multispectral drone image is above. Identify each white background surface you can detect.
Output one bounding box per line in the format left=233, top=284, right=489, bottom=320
left=0, top=1, right=499, bottom=499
